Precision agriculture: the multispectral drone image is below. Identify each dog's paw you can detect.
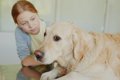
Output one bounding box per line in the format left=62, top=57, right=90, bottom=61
left=40, top=71, right=57, bottom=80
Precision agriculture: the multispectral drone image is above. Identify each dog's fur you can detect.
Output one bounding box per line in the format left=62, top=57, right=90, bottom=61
left=38, top=22, right=120, bottom=80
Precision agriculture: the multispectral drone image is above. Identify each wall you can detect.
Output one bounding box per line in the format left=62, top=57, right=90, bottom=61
left=0, top=32, right=20, bottom=64
left=56, top=0, right=120, bottom=33
left=105, top=0, right=120, bottom=33
left=56, top=0, right=106, bottom=32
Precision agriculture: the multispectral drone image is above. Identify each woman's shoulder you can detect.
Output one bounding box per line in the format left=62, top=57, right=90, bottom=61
left=15, top=27, right=23, bottom=33
left=15, top=27, right=30, bottom=39
left=15, top=27, right=26, bottom=35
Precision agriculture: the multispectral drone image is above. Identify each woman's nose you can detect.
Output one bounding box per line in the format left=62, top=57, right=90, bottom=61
left=28, top=22, right=34, bottom=28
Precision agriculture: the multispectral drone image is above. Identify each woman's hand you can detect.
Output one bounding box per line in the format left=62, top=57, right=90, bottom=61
left=22, top=55, right=42, bottom=67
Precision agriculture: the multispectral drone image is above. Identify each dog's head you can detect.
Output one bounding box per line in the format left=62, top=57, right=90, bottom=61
left=34, top=22, right=87, bottom=64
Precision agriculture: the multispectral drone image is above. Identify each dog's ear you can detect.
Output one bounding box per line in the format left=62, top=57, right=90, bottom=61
left=72, top=28, right=84, bottom=61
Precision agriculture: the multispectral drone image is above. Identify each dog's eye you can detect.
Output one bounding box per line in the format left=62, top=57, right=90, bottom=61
left=44, top=32, right=47, bottom=37
left=53, top=35, right=61, bottom=41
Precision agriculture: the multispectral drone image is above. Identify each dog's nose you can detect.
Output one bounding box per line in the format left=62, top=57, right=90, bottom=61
left=34, top=50, right=44, bottom=61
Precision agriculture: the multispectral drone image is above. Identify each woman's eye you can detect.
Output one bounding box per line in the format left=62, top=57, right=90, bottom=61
left=21, top=22, right=27, bottom=25
left=53, top=35, right=61, bottom=41
left=31, top=17, right=35, bottom=21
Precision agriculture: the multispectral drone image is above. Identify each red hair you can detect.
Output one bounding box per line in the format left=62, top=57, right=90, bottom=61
left=11, top=0, right=38, bottom=23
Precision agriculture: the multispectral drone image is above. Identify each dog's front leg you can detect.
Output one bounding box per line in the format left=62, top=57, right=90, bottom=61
left=40, top=64, right=67, bottom=80
left=54, top=71, right=92, bottom=80
left=40, top=68, right=59, bottom=80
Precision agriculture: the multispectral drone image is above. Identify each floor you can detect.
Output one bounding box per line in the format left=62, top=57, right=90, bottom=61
left=0, top=64, right=21, bottom=80
left=0, top=64, right=51, bottom=80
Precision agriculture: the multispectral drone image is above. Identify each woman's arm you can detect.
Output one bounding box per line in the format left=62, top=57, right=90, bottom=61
left=15, top=27, right=42, bottom=67
left=17, top=66, right=41, bottom=80
left=22, top=55, right=42, bottom=67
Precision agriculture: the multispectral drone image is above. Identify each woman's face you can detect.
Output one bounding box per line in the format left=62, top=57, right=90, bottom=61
left=17, top=11, right=40, bottom=35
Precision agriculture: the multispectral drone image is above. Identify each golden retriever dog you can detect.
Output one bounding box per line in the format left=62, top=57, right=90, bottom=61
left=34, top=22, right=120, bottom=80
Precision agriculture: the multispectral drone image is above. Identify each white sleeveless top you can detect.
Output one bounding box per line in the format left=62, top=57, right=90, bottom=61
left=30, top=20, right=46, bottom=54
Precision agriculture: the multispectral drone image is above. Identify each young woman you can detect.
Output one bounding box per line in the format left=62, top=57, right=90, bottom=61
left=11, top=0, right=48, bottom=67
